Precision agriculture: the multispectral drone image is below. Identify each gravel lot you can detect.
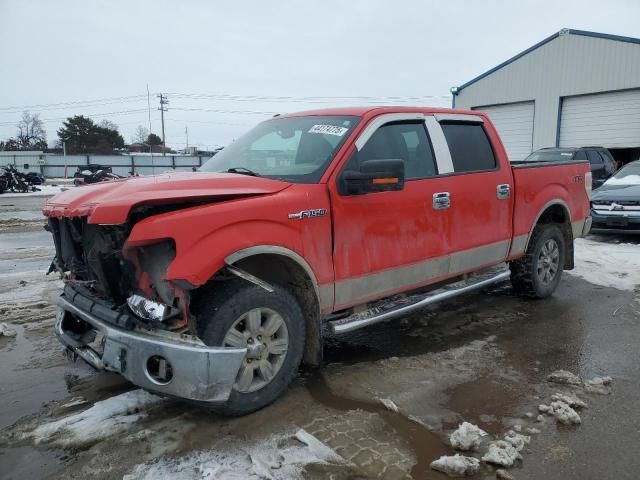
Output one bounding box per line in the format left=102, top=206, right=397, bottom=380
left=1, top=194, right=639, bottom=480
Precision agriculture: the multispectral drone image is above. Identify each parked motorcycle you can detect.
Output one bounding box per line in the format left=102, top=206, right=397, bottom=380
left=0, top=164, right=36, bottom=193
left=73, top=164, right=123, bottom=186
left=25, top=172, right=45, bottom=185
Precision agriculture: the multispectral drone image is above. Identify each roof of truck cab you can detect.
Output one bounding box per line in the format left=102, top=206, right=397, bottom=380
left=279, top=106, right=478, bottom=117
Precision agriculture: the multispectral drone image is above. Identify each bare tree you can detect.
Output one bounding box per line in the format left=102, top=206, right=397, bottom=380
left=132, top=125, right=149, bottom=144
left=16, top=111, right=47, bottom=150
left=98, top=119, right=119, bottom=131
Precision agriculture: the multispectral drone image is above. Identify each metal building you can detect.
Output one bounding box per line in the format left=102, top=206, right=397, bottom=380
left=452, top=28, right=640, bottom=163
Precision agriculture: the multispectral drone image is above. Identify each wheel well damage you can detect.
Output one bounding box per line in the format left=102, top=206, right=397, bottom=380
left=220, top=253, right=323, bottom=366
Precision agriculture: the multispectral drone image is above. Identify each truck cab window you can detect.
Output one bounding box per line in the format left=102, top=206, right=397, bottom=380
left=587, top=150, right=604, bottom=165
left=358, top=122, right=437, bottom=179
left=574, top=150, right=588, bottom=161
left=441, top=123, right=497, bottom=173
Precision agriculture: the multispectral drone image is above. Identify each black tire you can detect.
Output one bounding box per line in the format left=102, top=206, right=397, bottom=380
left=191, top=279, right=305, bottom=416
left=510, top=224, right=565, bottom=298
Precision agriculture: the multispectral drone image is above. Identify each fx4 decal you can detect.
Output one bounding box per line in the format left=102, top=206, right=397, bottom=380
left=288, top=209, right=327, bottom=220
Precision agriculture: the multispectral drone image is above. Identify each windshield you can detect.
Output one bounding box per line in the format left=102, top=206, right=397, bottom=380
left=605, top=161, right=640, bottom=185
left=200, top=115, right=360, bottom=183
left=523, top=150, right=575, bottom=162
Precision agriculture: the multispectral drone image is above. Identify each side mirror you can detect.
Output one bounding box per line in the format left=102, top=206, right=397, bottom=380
left=340, top=159, right=405, bottom=195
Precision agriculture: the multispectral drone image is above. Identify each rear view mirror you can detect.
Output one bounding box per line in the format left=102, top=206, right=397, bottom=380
left=340, top=158, right=405, bottom=195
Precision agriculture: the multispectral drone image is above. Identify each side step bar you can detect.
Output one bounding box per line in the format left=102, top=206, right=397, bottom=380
left=329, top=269, right=511, bottom=335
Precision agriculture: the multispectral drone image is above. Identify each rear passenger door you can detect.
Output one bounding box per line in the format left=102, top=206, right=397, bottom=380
left=437, top=118, right=514, bottom=274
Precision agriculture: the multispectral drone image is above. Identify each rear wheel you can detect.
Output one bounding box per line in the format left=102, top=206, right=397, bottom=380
left=192, top=279, right=305, bottom=416
left=510, top=224, right=565, bottom=298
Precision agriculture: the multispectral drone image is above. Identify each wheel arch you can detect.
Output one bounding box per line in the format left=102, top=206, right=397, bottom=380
left=224, top=246, right=327, bottom=366
left=527, top=200, right=574, bottom=269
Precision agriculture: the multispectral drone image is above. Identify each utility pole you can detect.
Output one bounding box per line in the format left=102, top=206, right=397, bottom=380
left=157, top=93, right=168, bottom=156
left=185, top=126, right=189, bottom=151
left=146, top=84, right=153, bottom=155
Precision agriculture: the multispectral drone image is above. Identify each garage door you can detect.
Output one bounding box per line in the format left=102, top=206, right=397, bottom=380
left=472, top=101, right=534, bottom=161
left=559, top=89, right=640, bottom=148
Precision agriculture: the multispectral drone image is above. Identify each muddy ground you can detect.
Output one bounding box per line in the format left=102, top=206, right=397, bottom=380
left=1, top=194, right=639, bottom=480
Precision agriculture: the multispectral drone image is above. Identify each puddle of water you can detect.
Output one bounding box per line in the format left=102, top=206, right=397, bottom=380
left=307, top=372, right=452, bottom=480
left=444, top=376, right=532, bottom=435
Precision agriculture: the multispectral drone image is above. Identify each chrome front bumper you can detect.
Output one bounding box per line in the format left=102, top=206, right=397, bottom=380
left=56, top=296, right=246, bottom=403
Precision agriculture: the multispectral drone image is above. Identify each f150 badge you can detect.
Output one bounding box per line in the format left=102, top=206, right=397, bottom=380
left=288, top=208, right=327, bottom=220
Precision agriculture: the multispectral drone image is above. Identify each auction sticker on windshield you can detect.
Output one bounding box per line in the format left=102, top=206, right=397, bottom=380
left=308, top=124, right=349, bottom=136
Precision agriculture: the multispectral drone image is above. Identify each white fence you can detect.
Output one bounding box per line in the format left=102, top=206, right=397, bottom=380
left=0, top=153, right=209, bottom=177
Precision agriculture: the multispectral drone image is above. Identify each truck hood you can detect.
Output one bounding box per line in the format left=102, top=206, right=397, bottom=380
left=43, top=172, right=291, bottom=225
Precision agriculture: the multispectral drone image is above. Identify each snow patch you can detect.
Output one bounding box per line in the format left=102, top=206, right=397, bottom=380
left=538, top=404, right=552, bottom=413
left=0, top=322, right=17, bottom=337
left=547, top=370, right=582, bottom=385
left=1, top=185, right=64, bottom=198
left=449, top=422, right=487, bottom=451
left=604, top=174, right=640, bottom=186
left=549, top=401, right=581, bottom=425
left=379, top=397, right=399, bottom=413
left=430, top=454, right=480, bottom=477
left=504, top=431, right=530, bottom=451
left=570, top=238, right=640, bottom=291
left=124, top=429, right=346, bottom=480
left=27, top=389, right=163, bottom=448
left=481, top=440, right=521, bottom=467
left=588, top=376, right=612, bottom=386
left=551, top=393, right=588, bottom=409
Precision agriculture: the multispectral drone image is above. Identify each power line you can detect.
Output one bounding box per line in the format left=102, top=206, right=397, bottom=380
left=0, top=94, right=148, bottom=112
left=0, top=98, right=149, bottom=115
left=0, top=91, right=452, bottom=113
left=167, top=92, right=452, bottom=103
left=0, top=108, right=149, bottom=126
left=171, top=107, right=277, bottom=115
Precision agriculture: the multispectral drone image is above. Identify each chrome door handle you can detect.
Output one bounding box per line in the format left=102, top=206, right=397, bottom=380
left=497, top=184, right=511, bottom=200
left=433, top=192, right=450, bottom=210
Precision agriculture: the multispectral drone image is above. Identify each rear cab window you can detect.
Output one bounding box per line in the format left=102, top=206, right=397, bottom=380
left=440, top=123, right=496, bottom=173
left=574, top=150, right=587, bottom=161
left=587, top=151, right=604, bottom=165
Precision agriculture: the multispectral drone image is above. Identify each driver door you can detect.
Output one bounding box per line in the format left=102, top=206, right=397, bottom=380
left=329, top=118, right=453, bottom=310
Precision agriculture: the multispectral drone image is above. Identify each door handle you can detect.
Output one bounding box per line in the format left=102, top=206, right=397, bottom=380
left=433, top=192, right=450, bottom=210
left=497, top=184, right=511, bottom=200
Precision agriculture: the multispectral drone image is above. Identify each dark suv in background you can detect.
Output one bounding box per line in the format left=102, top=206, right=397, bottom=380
left=524, top=147, right=616, bottom=188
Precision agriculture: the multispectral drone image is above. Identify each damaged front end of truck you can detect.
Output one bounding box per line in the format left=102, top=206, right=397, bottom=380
left=47, top=211, right=246, bottom=404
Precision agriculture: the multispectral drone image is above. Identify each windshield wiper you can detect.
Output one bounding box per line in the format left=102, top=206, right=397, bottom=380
left=227, top=167, right=261, bottom=177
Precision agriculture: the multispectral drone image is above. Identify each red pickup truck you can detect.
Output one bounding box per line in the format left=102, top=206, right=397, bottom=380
left=45, top=107, right=591, bottom=415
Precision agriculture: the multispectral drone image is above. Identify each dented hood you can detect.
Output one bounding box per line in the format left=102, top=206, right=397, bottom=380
left=43, top=172, right=291, bottom=224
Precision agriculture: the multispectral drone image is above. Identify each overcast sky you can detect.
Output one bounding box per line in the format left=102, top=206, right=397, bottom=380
left=1, top=0, right=639, bottom=151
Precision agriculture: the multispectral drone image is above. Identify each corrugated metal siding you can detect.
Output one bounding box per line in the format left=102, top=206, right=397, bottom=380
left=472, top=101, right=534, bottom=161
left=559, top=89, right=640, bottom=148
left=0, top=154, right=207, bottom=177
left=455, top=33, right=640, bottom=150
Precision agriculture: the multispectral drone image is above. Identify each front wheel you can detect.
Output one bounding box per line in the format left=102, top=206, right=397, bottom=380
left=192, top=279, right=305, bottom=416
left=510, top=224, right=565, bottom=298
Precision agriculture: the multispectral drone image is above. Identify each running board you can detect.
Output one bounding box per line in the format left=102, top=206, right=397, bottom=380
left=329, top=268, right=511, bottom=335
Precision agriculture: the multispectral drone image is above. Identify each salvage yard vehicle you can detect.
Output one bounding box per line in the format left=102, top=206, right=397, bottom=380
left=524, top=146, right=616, bottom=188
left=44, top=107, right=592, bottom=415
left=590, top=160, right=640, bottom=234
